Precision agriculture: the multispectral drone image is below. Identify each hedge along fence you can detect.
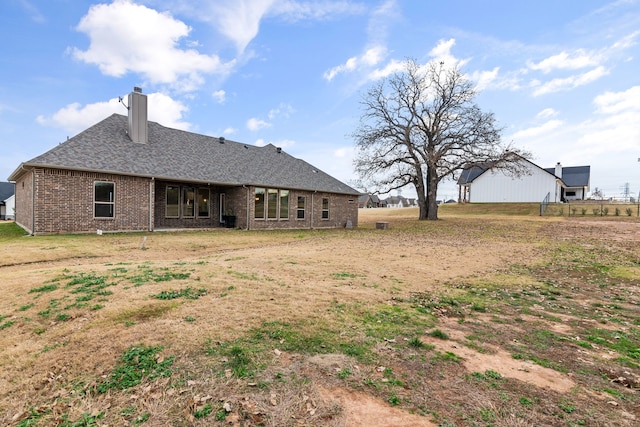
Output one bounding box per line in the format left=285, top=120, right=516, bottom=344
left=541, top=202, right=640, bottom=217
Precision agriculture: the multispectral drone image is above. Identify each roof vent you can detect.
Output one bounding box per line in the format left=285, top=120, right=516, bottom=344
left=219, top=137, right=225, bottom=144
left=276, top=147, right=282, bottom=153
left=133, top=86, right=142, bottom=93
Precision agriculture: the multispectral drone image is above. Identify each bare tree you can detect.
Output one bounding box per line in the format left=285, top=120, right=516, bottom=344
left=353, top=59, right=529, bottom=220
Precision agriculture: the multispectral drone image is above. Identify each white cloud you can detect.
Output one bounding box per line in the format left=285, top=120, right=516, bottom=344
left=146, top=93, right=190, bottom=129
left=212, top=90, right=226, bottom=104
left=471, top=67, right=500, bottom=91
left=247, top=117, right=271, bottom=131
left=527, top=49, right=600, bottom=74
left=272, top=0, right=366, bottom=22
left=36, top=92, right=190, bottom=134
left=17, top=0, right=45, bottom=23
left=593, top=85, right=640, bottom=114
left=173, top=0, right=365, bottom=54
left=366, top=58, right=403, bottom=80
left=427, top=38, right=471, bottom=69
left=207, top=0, right=276, bottom=53
left=322, top=1, right=397, bottom=81
left=510, top=119, right=564, bottom=140
left=223, top=127, right=237, bottom=135
left=532, top=66, right=609, bottom=96
left=268, top=103, right=296, bottom=119
left=536, top=108, right=558, bottom=119
left=324, top=46, right=387, bottom=81
left=70, top=0, right=231, bottom=90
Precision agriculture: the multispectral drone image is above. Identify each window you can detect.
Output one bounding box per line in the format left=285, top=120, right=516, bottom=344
left=166, top=186, right=179, bottom=217
left=279, top=190, right=289, bottom=219
left=197, top=188, right=210, bottom=217
left=297, top=196, right=306, bottom=219
left=322, top=198, right=329, bottom=220
left=255, top=188, right=290, bottom=220
left=182, top=187, right=195, bottom=217
left=566, top=191, right=576, bottom=197
left=94, top=181, right=114, bottom=218
left=255, top=188, right=265, bottom=219
left=267, top=189, right=278, bottom=219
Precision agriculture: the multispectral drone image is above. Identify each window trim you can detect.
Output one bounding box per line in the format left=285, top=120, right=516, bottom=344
left=279, top=190, right=289, bottom=219
left=165, top=185, right=180, bottom=218
left=297, top=196, right=306, bottom=220
left=321, top=197, right=329, bottom=220
left=94, top=181, right=115, bottom=219
left=255, top=188, right=266, bottom=219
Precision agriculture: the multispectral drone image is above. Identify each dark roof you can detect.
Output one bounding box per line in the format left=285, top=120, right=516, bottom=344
left=458, top=157, right=590, bottom=188
left=0, top=182, right=14, bottom=201
left=457, top=163, right=492, bottom=185
left=543, top=166, right=590, bottom=188
left=9, top=114, right=359, bottom=195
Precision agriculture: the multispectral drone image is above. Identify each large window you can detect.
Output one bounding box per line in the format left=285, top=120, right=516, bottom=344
left=182, top=187, right=195, bottom=218
left=267, top=189, right=278, bottom=219
left=166, top=185, right=210, bottom=218
left=280, top=190, right=289, bottom=219
left=255, top=188, right=290, bottom=220
left=166, top=186, right=179, bottom=217
left=94, top=182, right=114, bottom=218
left=255, top=188, right=265, bottom=219
left=297, top=196, right=306, bottom=219
left=322, top=198, right=329, bottom=220
left=197, top=188, right=210, bottom=218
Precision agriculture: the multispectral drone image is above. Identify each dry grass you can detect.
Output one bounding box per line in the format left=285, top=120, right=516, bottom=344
left=1, top=207, right=639, bottom=426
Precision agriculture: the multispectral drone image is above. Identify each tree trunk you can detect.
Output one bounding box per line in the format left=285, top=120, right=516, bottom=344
left=425, top=166, right=439, bottom=220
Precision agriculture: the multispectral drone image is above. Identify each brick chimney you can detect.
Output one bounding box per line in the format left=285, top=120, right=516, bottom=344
left=128, top=87, right=147, bottom=143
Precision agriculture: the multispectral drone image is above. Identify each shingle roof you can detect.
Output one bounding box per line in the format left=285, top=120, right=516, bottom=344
left=458, top=157, right=590, bottom=188
left=0, top=182, right=14, bottom=202
left=10, top=114, right=359, bottom=195
left=543, top=166, right=590, bottom=188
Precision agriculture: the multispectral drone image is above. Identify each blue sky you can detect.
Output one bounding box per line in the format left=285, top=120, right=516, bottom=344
left=1, top=0, right=639, bottom=201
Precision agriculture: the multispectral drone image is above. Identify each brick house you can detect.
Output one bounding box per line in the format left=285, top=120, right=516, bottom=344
left=8, top=88, right=360, bottom=235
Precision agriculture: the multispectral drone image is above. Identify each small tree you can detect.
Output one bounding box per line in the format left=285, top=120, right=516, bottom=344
left=353, top=59, right=529, bottom=220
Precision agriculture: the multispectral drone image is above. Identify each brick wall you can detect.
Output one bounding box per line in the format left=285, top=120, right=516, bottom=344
left=245, top=187, right=358, bottom=230
left=14, top=170, right=34, bottom=234
left=14, top=168, right=359, bottom=234
left=30, top=169, right=151, bottom=234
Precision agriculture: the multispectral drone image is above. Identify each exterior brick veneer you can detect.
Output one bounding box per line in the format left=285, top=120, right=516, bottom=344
left=13, top=169, right=358, bottom=234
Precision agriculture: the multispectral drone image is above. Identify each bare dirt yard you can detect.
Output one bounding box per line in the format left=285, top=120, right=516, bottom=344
left=0, top=207, right=638, bottom=426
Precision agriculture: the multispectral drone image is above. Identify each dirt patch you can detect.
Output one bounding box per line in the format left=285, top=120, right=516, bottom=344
left=319, top=387, right=437, bottom=427
left=424, top=318, right=576, bottom=393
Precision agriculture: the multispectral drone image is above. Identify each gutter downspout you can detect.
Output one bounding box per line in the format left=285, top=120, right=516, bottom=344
left=243, top=185, right=250, bottom=230
left=149, top=178, right=155, bottom=231
left=31, top=168, right=36, bottom=236
left=311, top=191, right=316, bottom=230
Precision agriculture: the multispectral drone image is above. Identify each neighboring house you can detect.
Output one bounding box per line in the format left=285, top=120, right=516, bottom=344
left=457, top=155, right=590, bottom=203
left=358, top=194, right=384, bottom=208
left=0, top=182, right=15, bottom=220
left=8, top=88, right=359, bottom=235
left=385, top=195, right=413, bottom=208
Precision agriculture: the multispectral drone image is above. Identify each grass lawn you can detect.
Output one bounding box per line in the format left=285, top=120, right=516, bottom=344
left=0, top=207, right=638, bottom=426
